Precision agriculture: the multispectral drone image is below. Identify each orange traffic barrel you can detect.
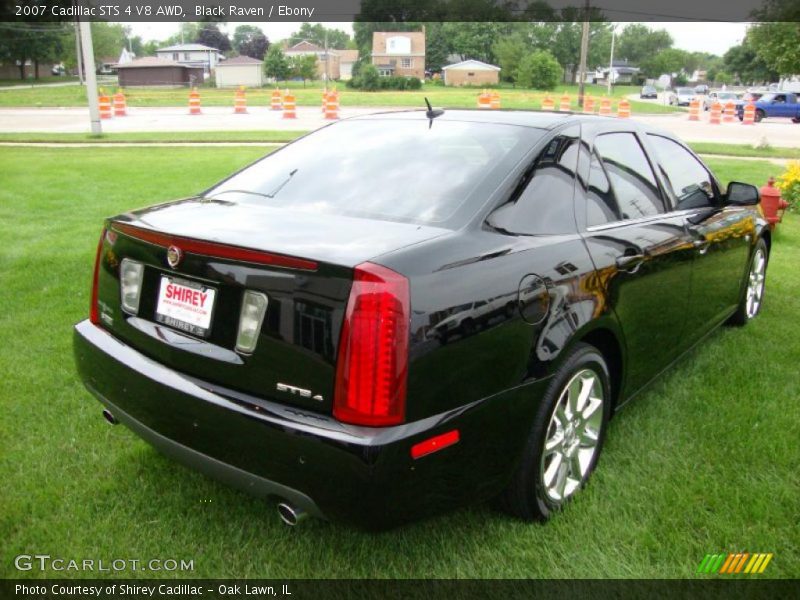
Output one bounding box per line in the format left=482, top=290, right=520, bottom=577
left=477, top=90, right=491, bottom=108
left=282, top=91, right=296, bottom=119
left=559, top=93, right=571, bottom=111
left=188, top=88, right=201, bottom=115
left=490, top=91, right=501, bottom=109
left=583, top=95, right=595, bottom=114
left=598, top=97, right=612, bottom=116
left=324, top=91, right=339, bottom=120
left=688, top=98, right=700, bottom=121
left=709, top=101, right=722, bottom=125
left=541, top=95, right=555, bottom=111
left=723, top=101, right=736, bottom=123
left=617, top=99, right=631, bottom=118
left=112, top=91, right=127, bottom=117
left=742, top=103, right=755, bottom=125
left=270, top=88, right=282, bottom=111
left=234, top=87, right=247, bottom=114
left=98, top=92, right=112, bottom=119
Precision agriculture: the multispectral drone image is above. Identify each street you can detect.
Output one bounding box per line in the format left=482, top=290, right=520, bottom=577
left=1, top=105, right=798, bottom=147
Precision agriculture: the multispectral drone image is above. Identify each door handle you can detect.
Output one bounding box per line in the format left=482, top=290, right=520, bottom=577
left=616, top=253, right=646, bottom=273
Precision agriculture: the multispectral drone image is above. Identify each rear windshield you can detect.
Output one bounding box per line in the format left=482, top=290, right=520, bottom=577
left=206, top=119, right=543, bottom=227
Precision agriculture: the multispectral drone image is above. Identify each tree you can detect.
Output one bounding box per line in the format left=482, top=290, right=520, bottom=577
left=196, top=23, right=231, bottom=52
left=424, top=22, right=451, bottom=72
left=515, top=50, right=561, bottom=90
left=641, top=48, right=690, bottom=79
left=748, top=22, right=800, bottom=77
left=714, top=71, right=732, bottom=85
left=232, top=25, right=269, bottom=60
left=0, top=23, right=69, bottom=79
left=290, top=54, right=317, bottom=87
left=287, top=23, right=351, bottom=50
left=264, top=45, right=290, bottom=81
left=162, top=23, right=200, bottom=47
left=616, top=24, right=673, bottom=66
left=354, top=63, right=381, bottom=91
left=493, top=34, right=528, bottom=84
left=723, top=38, right=778, bottom=85
left=441, top=22, right=508, bottom=63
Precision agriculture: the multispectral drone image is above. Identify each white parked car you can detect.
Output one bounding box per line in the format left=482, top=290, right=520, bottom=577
left=703, top=91, right=740, bottom=110
left=668, top=87, right=697, bottom=106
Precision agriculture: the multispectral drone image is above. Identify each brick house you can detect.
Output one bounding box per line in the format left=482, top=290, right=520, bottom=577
left=284, top=41, right=340, bottom=81
left=442, top=60, right=501, bottom=87
left=371, top=31, right=425, bottom=80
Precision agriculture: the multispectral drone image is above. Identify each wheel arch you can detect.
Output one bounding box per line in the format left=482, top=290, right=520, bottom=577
left=578, top=327, right=625, bottom=414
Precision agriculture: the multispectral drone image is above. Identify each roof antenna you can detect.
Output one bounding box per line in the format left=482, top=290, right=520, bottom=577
left=424, top=97, right=444, bottom=127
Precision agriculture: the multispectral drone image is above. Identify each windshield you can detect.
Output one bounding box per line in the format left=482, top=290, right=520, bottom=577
left=719, top=92, right=738, bottom=98
left=759, top=93, right=778, bottom=102
left=677, top=88, right=694, bottom=95
left=206, top=119, right=543, bottom=227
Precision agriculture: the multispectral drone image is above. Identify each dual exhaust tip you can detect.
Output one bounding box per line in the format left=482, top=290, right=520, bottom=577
left=101, top=410, right=307, bottom=526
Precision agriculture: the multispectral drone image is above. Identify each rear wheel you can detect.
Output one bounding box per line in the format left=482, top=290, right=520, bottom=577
left=729, top=239, right=768, bottom=326
left=755, top=109, right=765, bottom=122
left=500, top=343, right=611, bottom=521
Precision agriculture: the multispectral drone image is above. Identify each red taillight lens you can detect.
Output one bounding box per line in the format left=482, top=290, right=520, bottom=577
left=89, top=229, right=106, bottom=325
left=334, top=262, right=409, bottom=427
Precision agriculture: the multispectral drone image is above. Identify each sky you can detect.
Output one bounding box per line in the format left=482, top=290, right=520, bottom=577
left=125, top=22, right=749, bottom=57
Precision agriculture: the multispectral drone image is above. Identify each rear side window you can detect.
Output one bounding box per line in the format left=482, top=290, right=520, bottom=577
left=593, top=133, right=666, bottom=221
left=647, top=135, right=717, bottom=210
left=205, top=119, right=543, bottom=228
left=487, top=125, right=580, bottom=235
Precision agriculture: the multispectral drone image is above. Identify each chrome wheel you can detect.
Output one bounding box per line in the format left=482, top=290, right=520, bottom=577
left=745, top=248, right=766, bottom=319
left=540, top=368, right=605, bottom=503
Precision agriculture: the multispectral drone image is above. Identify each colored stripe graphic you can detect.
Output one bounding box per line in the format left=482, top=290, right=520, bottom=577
left=698, top=553, right=773, bottom=575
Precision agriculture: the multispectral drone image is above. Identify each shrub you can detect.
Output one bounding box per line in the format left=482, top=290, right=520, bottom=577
left=347, top=65, right=422, bottom=91
left=776, top=161, right=800, bottom=212
left=515, top=51, right=561, bottom=90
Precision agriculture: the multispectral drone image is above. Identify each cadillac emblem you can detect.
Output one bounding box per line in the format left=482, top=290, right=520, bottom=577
left=166, top=245, right=183, bottom=268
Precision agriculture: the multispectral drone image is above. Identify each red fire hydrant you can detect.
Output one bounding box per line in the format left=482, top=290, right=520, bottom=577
left=760, top=177, right=789, bottom=230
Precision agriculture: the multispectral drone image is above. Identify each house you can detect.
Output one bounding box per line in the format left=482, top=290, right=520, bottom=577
left=155, top=43, right=222, bottom=75
left=442, top=60, right=500, bottom=86
left=284, top=41, right=340, bottom=81
left=594, top=60, right=640, bottom=85
left=215, top=55, right=264, bottom=88
left=117, top=48, right=135, bottom=66
left=337, top=49, right=359, bottom=81
left=116, top=57, right=204, bottom=87
left=371, top=31, right=425, bottom=79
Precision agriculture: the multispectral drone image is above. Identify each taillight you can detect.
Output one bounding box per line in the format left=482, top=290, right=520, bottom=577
left=334, top=262, right=409, bottom=427
left=89, top=229, right=106, bottom=325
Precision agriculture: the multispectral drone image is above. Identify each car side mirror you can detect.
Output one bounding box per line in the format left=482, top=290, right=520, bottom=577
left=726, top=182, right=760, bottom=206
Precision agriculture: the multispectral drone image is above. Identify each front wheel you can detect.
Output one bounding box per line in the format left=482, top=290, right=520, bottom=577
left=499, top=343, right=611, bottom=521
left=729, top=239, right=768, bottom=326
left=754, top=110, right=765, bottom=123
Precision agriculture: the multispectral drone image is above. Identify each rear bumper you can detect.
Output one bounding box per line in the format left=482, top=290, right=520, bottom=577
left=73, top=320, right=547, bottom=529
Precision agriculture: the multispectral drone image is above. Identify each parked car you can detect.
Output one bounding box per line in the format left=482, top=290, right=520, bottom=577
left=736, top=92, right=800, bottom=122
left=640, top=85, right=658, bottom=99
left=703, top=91, right=740, bottom=111
left=74, top=110, right=770, bottom=530
left=669, top=87, right=697, bottom=106
left=694, top=84, right=710, bottom=95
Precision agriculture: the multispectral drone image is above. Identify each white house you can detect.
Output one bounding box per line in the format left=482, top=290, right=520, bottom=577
left=156, top=43, right=222, bottom=74
left=442, top=60, right=500, bottom=86
left=215, top=55, right=264, bottom=88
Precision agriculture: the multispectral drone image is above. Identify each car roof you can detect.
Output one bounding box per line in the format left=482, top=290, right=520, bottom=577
left=349, top=109, right=639, bottom=131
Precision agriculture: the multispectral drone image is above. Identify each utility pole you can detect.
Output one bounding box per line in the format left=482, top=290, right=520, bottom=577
left=78, top=19, right=101, bottom=135
left=607, top=27, right=616, bottom=97
left=74, top=18, right=84, bottom=85
left=577, top=0, right=590, bottom=108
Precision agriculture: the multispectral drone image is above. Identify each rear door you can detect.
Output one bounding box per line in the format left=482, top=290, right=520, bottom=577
left=576, top=123, right=695, bottom=396
left=645, top=134, right=754, bottom=341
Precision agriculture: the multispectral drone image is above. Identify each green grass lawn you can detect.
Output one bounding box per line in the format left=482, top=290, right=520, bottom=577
left=0, top=82, right=680, bottom=114
left=1, top=148, right=797, bottom=579
left=0, top=76, right=80, bottom=87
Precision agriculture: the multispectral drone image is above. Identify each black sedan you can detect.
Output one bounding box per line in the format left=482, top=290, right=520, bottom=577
left=640, top=85, right=658, bottom=99
left=74, top=110, right=769, bottom=529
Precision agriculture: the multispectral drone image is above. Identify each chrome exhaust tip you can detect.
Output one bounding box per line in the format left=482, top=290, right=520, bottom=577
left=102, top=409, right=118, bottom=425
left=277, top=502, right=306, bottom=526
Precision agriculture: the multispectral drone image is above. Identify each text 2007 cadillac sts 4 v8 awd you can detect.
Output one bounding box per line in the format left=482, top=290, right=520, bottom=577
left=74, top=110, right=769, bottom=529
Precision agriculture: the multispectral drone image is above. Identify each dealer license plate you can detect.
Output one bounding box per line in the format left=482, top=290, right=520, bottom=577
left=155, top=276, right=216, bottom=338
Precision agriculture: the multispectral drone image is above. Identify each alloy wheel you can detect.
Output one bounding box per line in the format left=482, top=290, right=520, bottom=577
left=540, top=368, right=605, bottom=503
left=746, top=248, right=766, bottom=319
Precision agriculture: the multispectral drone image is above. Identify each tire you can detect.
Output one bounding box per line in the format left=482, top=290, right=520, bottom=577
left=499, top=343, right=611, bottom=521
left=755, top=110, right=765, bottom=123
left=792, top=117, right=800, bottom=124
left=729, top=238, right=768, bottom=326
